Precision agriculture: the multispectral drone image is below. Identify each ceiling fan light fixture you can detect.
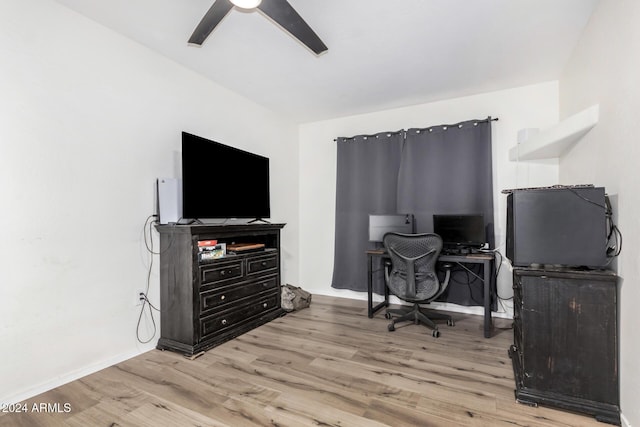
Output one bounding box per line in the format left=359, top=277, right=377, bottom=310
left=230, top=0, right=262, bottom=9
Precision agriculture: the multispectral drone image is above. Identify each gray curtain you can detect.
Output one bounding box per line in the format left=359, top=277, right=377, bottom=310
left=397, top=119, right=494, bottom=246
left=397, top=119, right=495, bottom=307
left=331, top=132, right=403, bottom=292
left=331, top=118, right=495, bottom=301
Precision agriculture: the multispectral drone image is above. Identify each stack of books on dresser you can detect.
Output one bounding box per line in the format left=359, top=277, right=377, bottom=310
left=198, top=240, right=226, bottom=262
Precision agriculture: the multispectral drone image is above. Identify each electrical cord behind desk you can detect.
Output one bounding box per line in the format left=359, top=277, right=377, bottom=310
left=444, top=262, right=484, bottom=306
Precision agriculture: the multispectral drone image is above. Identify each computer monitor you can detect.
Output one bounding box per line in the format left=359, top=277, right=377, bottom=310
left=433, top=214, right=485, bottom=249
left=369, top=214, right=415, bottom=242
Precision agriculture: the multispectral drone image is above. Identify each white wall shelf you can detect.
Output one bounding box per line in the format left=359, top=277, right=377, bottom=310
left=509, top=104, right=599, bottom=161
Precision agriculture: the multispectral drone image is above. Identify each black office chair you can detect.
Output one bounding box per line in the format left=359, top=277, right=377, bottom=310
left=383, top=232, right=453, bottom=337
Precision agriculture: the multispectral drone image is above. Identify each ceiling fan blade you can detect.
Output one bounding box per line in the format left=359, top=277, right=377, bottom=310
left=189, top=0, right=234, bottom=45
left=257, top=0, right=328, bottom=55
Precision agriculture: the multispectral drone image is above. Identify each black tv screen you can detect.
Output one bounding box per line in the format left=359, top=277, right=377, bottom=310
left=433, top=214, right=485, bottom=248
left=182, top=132, right=270, bottom=220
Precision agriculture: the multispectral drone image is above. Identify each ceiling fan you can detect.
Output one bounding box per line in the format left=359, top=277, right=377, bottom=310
left=189, top=0, right=328, bottom=55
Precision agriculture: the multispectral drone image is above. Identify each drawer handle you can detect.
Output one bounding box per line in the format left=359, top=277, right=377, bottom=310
left=261, top=261, right=268, bottom=267
left=221, top=319, right=227, bottom=325
left=220, top=295, right=226, bottom=300
left=262, top=282, right=269, bottom=287
left=263, top=303, right=268, bottom=308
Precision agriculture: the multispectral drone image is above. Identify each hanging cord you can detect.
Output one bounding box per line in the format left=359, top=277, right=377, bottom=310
left=491, top=249, right=515, bottom=320
left=137, top=214, right=162, bottom=344
left=565, top=189, right=622, bottom=262
left=449, top=263, right=484, bottom=306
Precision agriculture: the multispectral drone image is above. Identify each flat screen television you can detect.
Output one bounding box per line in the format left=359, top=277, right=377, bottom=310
left=182, top=132, right=270, bottom=220
left=433, top=214, right=485, bottom=249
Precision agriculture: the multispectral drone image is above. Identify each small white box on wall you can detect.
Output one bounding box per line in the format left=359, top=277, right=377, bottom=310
left=517, top=128, right=540, bottom=144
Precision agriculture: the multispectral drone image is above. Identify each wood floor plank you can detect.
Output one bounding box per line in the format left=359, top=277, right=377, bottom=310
left=350, top=348, right=515, bottom=399
left=220, top=397, right=316, bottom=427
left=208, top=353, right=374, bottom=417
left=309, top=353, right=499, bottom=415
left=120, top=399, right=225, bottom=427
left=364, top=397, right=461, bottom=427
left=0, top=295, right=606, bottom=426
left=268, top=391, right=389, bottom=427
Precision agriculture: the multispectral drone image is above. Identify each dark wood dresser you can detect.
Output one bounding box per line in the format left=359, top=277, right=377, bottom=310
left=510, top=267, right=620, bottom=425
left=155, top=223, right=285, bottom=357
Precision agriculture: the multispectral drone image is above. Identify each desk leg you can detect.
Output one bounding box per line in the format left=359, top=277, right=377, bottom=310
left=483, top=259, right=493, bottom=338
left=367, top=255, right=374, bottom=318
left=367, top=254, right=389, bottom=318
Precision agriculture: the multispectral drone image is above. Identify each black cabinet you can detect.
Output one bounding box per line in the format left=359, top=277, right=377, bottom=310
left=155, top=223, right=285, bottom=356
left=510, top=267, right=620, bottom=425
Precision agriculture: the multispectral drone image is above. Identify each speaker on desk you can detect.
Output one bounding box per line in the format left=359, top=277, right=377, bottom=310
left=157, top=178, right=182, bottom=224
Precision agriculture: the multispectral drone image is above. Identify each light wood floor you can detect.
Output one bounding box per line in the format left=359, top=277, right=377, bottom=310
left=1, top=295, right=603, bottom=427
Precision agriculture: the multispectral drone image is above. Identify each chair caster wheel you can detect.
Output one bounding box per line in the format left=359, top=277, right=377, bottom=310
left=432, top=329, right=440, bottom=338
left=388, top=323, right=395, bottom=332
left=384, top=312, right=392, bottom=319
left=447, top=319, right=455, bottom=327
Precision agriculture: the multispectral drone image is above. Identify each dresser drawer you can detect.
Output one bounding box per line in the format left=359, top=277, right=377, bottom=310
left=201, top=259, right=244, bottom=285
left=200, top=275, right=279, bottom=315
left=247, top=253, right=278, bottom=275
left=200, top=292, right=280, bottom=339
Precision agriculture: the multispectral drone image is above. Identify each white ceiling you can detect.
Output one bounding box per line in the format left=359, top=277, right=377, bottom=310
left=53, top=0, right=599, bottom=123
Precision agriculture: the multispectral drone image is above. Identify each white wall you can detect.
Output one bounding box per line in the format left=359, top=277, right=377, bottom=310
left=0, top=0, right=299, bottom=403
left=559, top=1, right=640, bottom=425
left=299, top=82, right=560, bottom=317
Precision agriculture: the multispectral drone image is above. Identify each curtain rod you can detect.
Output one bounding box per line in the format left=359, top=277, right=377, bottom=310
left=334, top=129, right=404, bottom=142
left=411, top=116, right=498, bottom=134
left=334, top=116, right=499, bottom=142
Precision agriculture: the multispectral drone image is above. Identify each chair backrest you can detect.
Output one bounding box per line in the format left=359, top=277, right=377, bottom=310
left=383, top=232, right=443, bottom=302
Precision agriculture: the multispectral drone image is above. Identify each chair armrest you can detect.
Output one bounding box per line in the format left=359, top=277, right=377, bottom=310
left=431, top=262, right=453, bottom=301
left=383, top=259, right=392, bottom=284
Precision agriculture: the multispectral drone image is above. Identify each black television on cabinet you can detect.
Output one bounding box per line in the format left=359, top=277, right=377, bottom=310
left=181, top=132, right=270, bottom=220
left=506, top=186, right=607, bottom=268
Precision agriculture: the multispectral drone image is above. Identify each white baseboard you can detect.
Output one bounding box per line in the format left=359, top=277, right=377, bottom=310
left=621, top=412, right=631, bottom=427
left=0, top=348, right=153, bottom=405
left=313, top=289, right=514, bottom=319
